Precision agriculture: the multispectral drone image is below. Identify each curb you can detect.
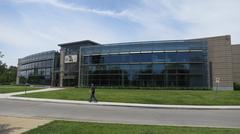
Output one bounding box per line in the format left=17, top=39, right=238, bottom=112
left=8, top=96, right=240, bottom=110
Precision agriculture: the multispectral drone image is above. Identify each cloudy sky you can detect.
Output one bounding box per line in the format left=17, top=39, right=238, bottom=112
left=0, top=0, right=240, bottom=66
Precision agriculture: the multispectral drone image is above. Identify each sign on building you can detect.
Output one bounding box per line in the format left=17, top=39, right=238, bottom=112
left=215, top=77, right=220, bottom=84
left=65, top=55, right=77, bottom=63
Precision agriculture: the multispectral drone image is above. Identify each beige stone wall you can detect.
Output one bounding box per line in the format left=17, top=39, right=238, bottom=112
left=207, top=35, right=233, bottom=90
left=232, top=44, right=240, bottom=83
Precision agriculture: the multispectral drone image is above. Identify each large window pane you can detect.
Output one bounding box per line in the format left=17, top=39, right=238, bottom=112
left=83, top=56, right=90, bottom=64
left=166, top=52, right=177, bottom=62
left=190, top=51, right=204, bottom=62
left=190, top=64, right=203, bottom=74
left=189, top=75, right=204, bottom=87
left=176, top=64, right=190, bottom=74
left=177, top=52, right=190, bottom=62
left=120, top=64, right=130, bottom=75
left=140, top=64, right=152, bottom=74
left=167, top=75, right=177, bottom=87
left=108, top=65, right=120, bottom=73
left=153, top=64, right=165, bottom=74
left=153, top=52, right=165, bottom=62
left=95, top=65, right=107, bottom=74
left=46, top=68, right=51, bottom=75
left=91, top=55, right=103, bottom=64
left=88, top=66, right=96, bottom=74
left=130, top=53, right=141, bottom=62
left=140, top=53, right=152, bottom=62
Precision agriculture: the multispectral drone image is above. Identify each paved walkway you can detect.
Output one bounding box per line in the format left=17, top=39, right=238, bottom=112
left=0, top=88, right=64, bottom=98
left=0, top=116, right=51, bottom=134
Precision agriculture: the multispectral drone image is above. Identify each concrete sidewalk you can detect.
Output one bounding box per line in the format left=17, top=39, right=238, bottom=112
left=8, top=96, right=240, bottom=110
left=0, top=116, right=51, bottom=134
left=0, top=88, right=64, bottom=98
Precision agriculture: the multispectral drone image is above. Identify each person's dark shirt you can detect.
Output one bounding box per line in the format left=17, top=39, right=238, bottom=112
left=91, top=85, right=96, bottom=93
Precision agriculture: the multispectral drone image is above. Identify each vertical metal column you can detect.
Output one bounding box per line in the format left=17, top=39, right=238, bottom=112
left=78, top=48, right=82, bottom=87
left=59, top=49, right=65, bottom=87
left=51, top=53, right=55, bottom=87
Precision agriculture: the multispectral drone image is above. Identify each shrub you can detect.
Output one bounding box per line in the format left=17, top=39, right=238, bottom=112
left=234, top=83, right=240, bottom=90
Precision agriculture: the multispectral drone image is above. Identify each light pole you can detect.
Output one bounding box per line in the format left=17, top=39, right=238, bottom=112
left=215, top=77, right=220, bottom=92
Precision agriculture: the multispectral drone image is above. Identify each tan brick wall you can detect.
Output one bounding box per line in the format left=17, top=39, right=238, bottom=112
left=207, top=35, right=233, bottom=90
left=232, top=44, right=240, bottom=83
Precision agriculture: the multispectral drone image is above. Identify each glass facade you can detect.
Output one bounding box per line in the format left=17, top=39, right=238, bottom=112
left=80, top=41, right=209, bottom=87
left=18, top=51, right=57, bottom=85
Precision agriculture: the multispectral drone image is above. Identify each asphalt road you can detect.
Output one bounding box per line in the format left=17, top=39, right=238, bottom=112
left=0, top=99, right=240, bottom=128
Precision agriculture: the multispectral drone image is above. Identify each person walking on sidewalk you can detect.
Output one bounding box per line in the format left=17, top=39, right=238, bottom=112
left=89, top=83, right=98, bottom=102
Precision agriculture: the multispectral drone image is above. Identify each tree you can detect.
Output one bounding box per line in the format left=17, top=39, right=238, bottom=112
left=7, top=66, right=17, bottom=83
left=0, top=51, right=4, bottom=63
left=0, top=51, right=3, bottom=58
left=0, top=52, right=17, bottom=84
left=0, top=51, right=7, bottom=74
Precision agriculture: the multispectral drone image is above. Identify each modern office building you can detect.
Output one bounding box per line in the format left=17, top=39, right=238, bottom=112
left=17, top=35, right=240, bottom=90
left=16, top=50, right=59, bottom=86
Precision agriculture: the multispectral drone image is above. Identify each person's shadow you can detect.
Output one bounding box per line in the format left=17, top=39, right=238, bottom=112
left=0, top=124, right=21, bottom=134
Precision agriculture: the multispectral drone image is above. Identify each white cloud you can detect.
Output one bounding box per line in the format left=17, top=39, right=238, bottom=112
left=17, top=0, right=126, bottom=17
left=16, top=0, right=240, bottom=43
left=117, top=0, right=240, bottom=43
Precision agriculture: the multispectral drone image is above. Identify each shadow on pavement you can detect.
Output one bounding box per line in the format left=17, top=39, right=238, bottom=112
left=0, top=124, right=21, bottom=134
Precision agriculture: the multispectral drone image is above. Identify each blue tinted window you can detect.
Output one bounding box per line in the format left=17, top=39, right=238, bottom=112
left=84, top=56, right=90, bottom=64
left=130, top=53, right=152, bottom=63
left=121, top=54, right=130, bottom=63
left=130, top=53, right=141, bottom=62
left=190, top=52, right=204, bottom=62
left=102, top=55, right=110, bottom=63
left=153, top=64, right=165, bottom=74
left=139, top=53, right=152, bottom=62
left=87, top=54, right=131, bottom=64
left=140, top=64, right=152, bottom=74
left=166, top=52, right=177, bottom=62
left=91, top=55, right=103, bottom=64
left=177, top=52, right=190, bottom=62
left=120, top=65, right=130, bottom=75
left=190, top=64, right=203, bottom=74
left=88, top=66, right=96, bottom=74
left=105, top=55, right=122, bottom=63
left=153, top=53, right=165, bottom=62
left=107, top=65, right=121, bottom=74
left=176, top=64, right=190, bottom=74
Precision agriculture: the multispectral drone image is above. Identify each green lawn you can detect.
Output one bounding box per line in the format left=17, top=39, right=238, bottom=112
left=18, top=88, right=240, bottom=105
left=0, top=85, right=40, bottom=93
left=23, top=120, right=240, bottom=134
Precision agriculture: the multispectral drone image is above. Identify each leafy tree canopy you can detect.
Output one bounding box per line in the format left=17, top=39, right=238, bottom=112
left=0, top=51, right=17, bottom=84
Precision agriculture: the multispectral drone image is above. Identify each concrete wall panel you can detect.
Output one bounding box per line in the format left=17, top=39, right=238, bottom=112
left=207, top=36, right=233, bottom=90
left=232, top=45, right=240, bottom=83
